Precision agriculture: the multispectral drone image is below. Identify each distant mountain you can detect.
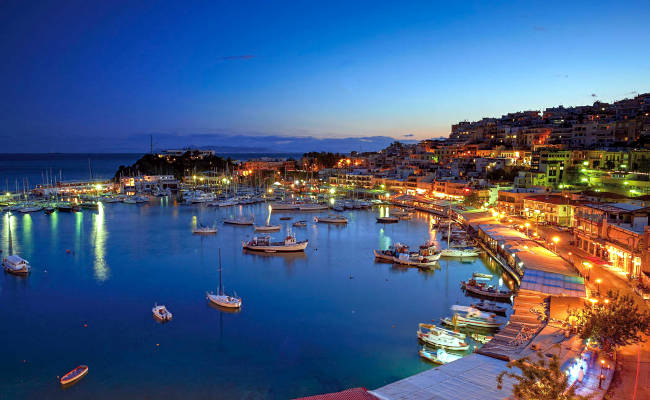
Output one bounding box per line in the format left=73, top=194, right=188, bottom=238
left=146, top=133, right=417, bottom=154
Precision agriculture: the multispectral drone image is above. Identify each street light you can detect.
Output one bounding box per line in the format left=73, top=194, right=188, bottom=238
left=552, top=236, right=559, bottom=252
left=596, top=278, right=602, bottom=296
left=525, top=222, right=530, bottom=236
left=583, top=262, right=592, bottom=281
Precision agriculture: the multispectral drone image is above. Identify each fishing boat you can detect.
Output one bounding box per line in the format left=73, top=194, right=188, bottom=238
left=242, top=234, right=308, bottom=252
left=207, top=249, right=242, bottom=309
left=314, top=215, right=348, bottom=224
left=376, top=216, right=399, bottom=223
left=417, top=323, right=469, bottom=351
left=193, top=224, right=218, bottom=234
left=224, top=216, right=254, bottom=225
left=254, top=224, right=281, bottom=232
left=374, top=243, right=440, bottom=267
left=461, top=278, right=514, bottom=302
left=471, top=300, right=507, bottom=315
left=472, top=272, right=493, bottom=280
left=152, top=304, right=172, bottom=322
left=60, top=365, right=89, bottom=386
left=292, top=220, right=307, bottom=227
left=419, top=347, right=463, bottom=365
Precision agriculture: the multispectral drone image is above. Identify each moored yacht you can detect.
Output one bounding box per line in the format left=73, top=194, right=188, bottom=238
left=224, top=216, right=254, bottom=225
left=152, top=304, right=173, bottom=322
left=2, top=255, right=31, bottom=275
left=242, top=234, right=308, bottom=252
left=314, top=215, right=348, bottom=224
left=254, top=224, right=281, bottom=232
left=207, top=249, right=242, bottom=309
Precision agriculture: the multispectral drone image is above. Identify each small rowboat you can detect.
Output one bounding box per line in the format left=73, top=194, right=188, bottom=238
left=60, top=365, right=88, bottom=385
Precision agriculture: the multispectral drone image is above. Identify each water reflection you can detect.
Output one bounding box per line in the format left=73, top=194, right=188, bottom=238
left=21, top=214, right=32, bottom=255
left=92, top=205, right=109, bottom=281
left=378, top=227, right=392, bottom=250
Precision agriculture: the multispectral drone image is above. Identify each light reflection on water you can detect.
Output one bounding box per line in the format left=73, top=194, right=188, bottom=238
left=0, top=203, right=510, bottom=399
left=92, top=203, right=108, bottom=282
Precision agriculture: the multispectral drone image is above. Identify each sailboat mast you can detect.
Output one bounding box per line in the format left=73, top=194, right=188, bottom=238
left=8, top=217, right=13, bottom=256
left=218, top=248, right=223, bottom=296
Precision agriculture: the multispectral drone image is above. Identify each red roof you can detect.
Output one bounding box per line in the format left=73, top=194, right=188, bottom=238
left=294, top=388, right=377, bottom=400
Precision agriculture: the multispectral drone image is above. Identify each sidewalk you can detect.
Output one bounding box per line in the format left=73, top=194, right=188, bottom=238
left=510, top=218, right=650, bottom=399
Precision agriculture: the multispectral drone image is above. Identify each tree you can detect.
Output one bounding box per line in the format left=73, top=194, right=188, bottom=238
left=568, top=289, right=650, bottom=353
left=496, top=350, right=588, bottom=400
left=463, top=191, right=480, bottom=208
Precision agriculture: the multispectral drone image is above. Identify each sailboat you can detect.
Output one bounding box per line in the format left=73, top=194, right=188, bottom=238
left=2, top=217, right=31, bottom=276
left=439, top=215, right=479, bottom=257
left=207, top=249, right=242, bottom=309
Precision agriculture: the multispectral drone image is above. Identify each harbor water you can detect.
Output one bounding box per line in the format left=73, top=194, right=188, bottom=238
left=0, top=199, right=512, bottom=399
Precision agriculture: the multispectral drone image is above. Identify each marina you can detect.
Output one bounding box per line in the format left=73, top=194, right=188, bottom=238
left=0, top=198, right=509, bottom=399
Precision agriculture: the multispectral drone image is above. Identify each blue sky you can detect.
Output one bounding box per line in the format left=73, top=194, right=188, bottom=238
left=0, top=0, right=648, bottom=152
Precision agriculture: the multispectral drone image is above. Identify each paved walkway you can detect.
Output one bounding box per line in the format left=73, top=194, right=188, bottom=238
left=510, top=218, right=650, bottom=400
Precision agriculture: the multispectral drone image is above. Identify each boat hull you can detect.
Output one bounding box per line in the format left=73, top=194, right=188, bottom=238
left=242, top=240, right=308, bottom=252
left=60, top=365, right=88, bottom=386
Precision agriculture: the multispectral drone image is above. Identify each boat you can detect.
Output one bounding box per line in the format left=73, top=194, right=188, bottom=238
left=376, top=216, right=399, bottom=223
left=2, top=220, right=31, bottom=276
left=419, top=347, right=463, bottom=365
left=374, top=243, right=441, bottom=267
left=461, top=279, right=514, bottom=302
left=331, top=205, right=344, bottom=212
left=440, top=246, right=481, bottom=257
left=442, top=306, right=503, bottom=329
left=44, top=206, right=55, bottom=214
left=254, top=224, right=281, bottom=232
left=79, top=202, right=99, bottom=210
left=417, top=323, right=470, bottom=351
left=314, top=215, right=348, bottom=224
left=417, top=322, right=466, bottom=339
left=152, top=304, right=172, bottom=322
left=3, top=255, right=31, bottom=275
left=270, top=202, right=299, bottom=211
left=292, top=220, right=307, bottom=227
left=193, top=224, right=218, bottom=234
left=472, top=272, right=493, bottom=280
left=279, top=216, right=291, bottom=220
left=298, top=203, right=329, bottom=211
left=207, top=249, right=242, bottom=309
left=471, top=300, right=507, bottom=315
left=242, top=234, right=308, bottom=252
left=122, top=197, right=138, bottom=204
left=60, top=365, right=89, bottom=385
left=470, top=333, right=493, bottom=344
left=18, top=204, right=43, bottom=213
left=224, top=216, right=254, bottom=225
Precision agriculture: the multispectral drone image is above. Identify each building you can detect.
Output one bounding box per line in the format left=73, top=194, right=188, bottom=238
left=573, top=203, right=650, bottom=278
left=521, top=194, right=574, bottom=227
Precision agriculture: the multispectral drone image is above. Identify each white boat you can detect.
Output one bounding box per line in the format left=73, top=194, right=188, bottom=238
left=19, top=205, right=43, bottom=213
left=152, top=304, right=172, bottom=322
left=472, top=272, right=493, bottom=280
left=419, top=347, right=463, bottom=364
left=254, top=224, right=281, bottom=232
left=298, top=203, right=329, bottom=211
left=193, top=224, right=218, bottom=234
left=224, top=216, right=254, bottom=225
left=417, top=323, right=469, bottom=351
left=207, top=249, right=242, bottom=309
left=440, top=246, right=480, bottom=257
left=216, top=199, right=238, bottom=207
left=292, top=220, right=307, bottom=227
left=123, top=197, right=138, bottom=204
left=445, top=305, right=504, bottom=329
left=331, top=205, right=344, bottom=212
left=2, top=255, right=31, bottom=275
left=270, top=202, right=299, bottom=211
left=242, top=234, right=308, bottom=252
left=314, top=215, right=348, bottom=224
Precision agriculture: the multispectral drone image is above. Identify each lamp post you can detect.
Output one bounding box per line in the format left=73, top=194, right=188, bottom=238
left=599, top=359, right=605, bottom=388
left=596, top=278, right=602, bottom=296
left=583, top=262, right=592, bottom=281
left=552, top=236, right=560, bottom=253
left=525, top=222, right=530, bottom=237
